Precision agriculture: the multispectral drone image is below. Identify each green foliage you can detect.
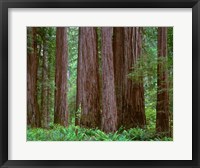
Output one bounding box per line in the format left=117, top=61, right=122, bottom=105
left=167, top=27, right=173, bottom=114
left=27, top=28, right=33, bottom=54
left=35, top=27, right=56, bottom=127
left=67, top=27, right=79, bottom=89
left=27, top=124, right=172, bottom=141
left=68, top=83, right=77, bottom=124
left=145, top=108, right=156, bottom=130
left=127, top=27, right=173, bottom=139
left=67, top=27, right=79, bottom=124
left=128, top=27, right=173, bottom=123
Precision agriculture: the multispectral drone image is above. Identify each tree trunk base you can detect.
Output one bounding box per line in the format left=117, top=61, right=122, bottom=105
left=156, top=111, right=169, bottom=135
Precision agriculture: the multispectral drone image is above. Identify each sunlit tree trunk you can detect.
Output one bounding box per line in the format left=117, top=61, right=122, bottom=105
left=101, top=27, right=118, bottom=133
left=156, top=27, right=170, bottom=134
left=54, top=27, right=68, bottom=127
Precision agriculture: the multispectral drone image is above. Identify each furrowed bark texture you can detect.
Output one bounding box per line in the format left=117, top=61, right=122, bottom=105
left=41, top=32, right=49, bottom=129
left=101, top=27, right=118, bottom=133
left=78, top=27, right=101, bottom=128
left=123, top=27, right=146, bottom=129
left=54, top=27, right=68, bottom=127
left=113, top=27, right=125, bottom=128
left=156, top=27, right=170, bottom=134
left=27, top=27, right=41, bottom=127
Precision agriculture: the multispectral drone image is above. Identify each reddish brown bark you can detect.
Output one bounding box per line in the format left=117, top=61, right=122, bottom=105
left=54, top=27, right=68, bottom=127
left=101, top=27, right=118, bottom=133
left=77, top=27, right=101, bottom=128
left=41, top=32, right=49, bottom=128
left=113, top=27, right=125, bottom=128
left=27, top=27, right=41, bottom=127
left=156, top=27, right=170, bottom=134
left=123, top=27, right=146, bottom=129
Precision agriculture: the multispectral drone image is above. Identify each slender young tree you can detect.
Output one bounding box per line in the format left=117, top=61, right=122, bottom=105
left=156, top=27, right=170, bottom=134
left=101, top=27, right=118, bottom=133
left=47, top=34, right=52, bottom=129
left=54, top=27, right=68, bottom=127
left=113, top=27, right=125, bottom=128
left=123, top=27, right=146, bottom=129
left=77, top=27, right=101, bottom=128
left=75, top=28, right=82, bottom=126
left=27, top=27, right=41, bottom=127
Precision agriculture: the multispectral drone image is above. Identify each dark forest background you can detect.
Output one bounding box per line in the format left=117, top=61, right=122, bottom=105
left=27, top=27, right=173, bottom=141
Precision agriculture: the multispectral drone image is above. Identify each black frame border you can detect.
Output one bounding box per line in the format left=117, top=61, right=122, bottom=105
left=0, top=0, right=199, bottom=167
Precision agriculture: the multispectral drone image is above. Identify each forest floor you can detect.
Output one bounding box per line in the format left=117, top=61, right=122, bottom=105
left=27, top=124, right=172, bottom=141
left=27, top=108, right=173, bottom=141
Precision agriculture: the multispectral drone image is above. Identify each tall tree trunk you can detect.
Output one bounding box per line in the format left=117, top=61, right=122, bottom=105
left=27, top=27, right=41, bottom=127
left=75, top=28, right=82, bottom=126
left=47, top=41, right=51, bottom=129
left=54, top=27, right=68, bottom=127
left=41, top=31, right=49, bottom=128
left=113, top=27, right=125, bottom=129
left=77, top=27, right=101, bottom=128
left=123, top=27, right=146, bottom=129
left=101, top=27, right=118, bottom=133
left=156, top=27, right=170, bottom=134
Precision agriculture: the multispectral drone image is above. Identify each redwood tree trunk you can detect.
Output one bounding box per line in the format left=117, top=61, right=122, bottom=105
left=77, top=27, right=101, bottom=128
left=27, top=27, right=41, bottom=127
left=54, top=27, right=68, bottom=127
left=113, top=27, right=125, bottom=129
left=41, top=32, right=49, bottom=128
left=101, top=27, right=118, bottom=133
left=123, top=27, right=146, bottom=129
left=156, top=27, right=170, bottom=134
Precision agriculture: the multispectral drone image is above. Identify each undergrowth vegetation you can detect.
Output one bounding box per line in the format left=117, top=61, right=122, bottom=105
left=27, top=108, right=172, bottom=141
left=27, top=124, right=172, bottom=141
